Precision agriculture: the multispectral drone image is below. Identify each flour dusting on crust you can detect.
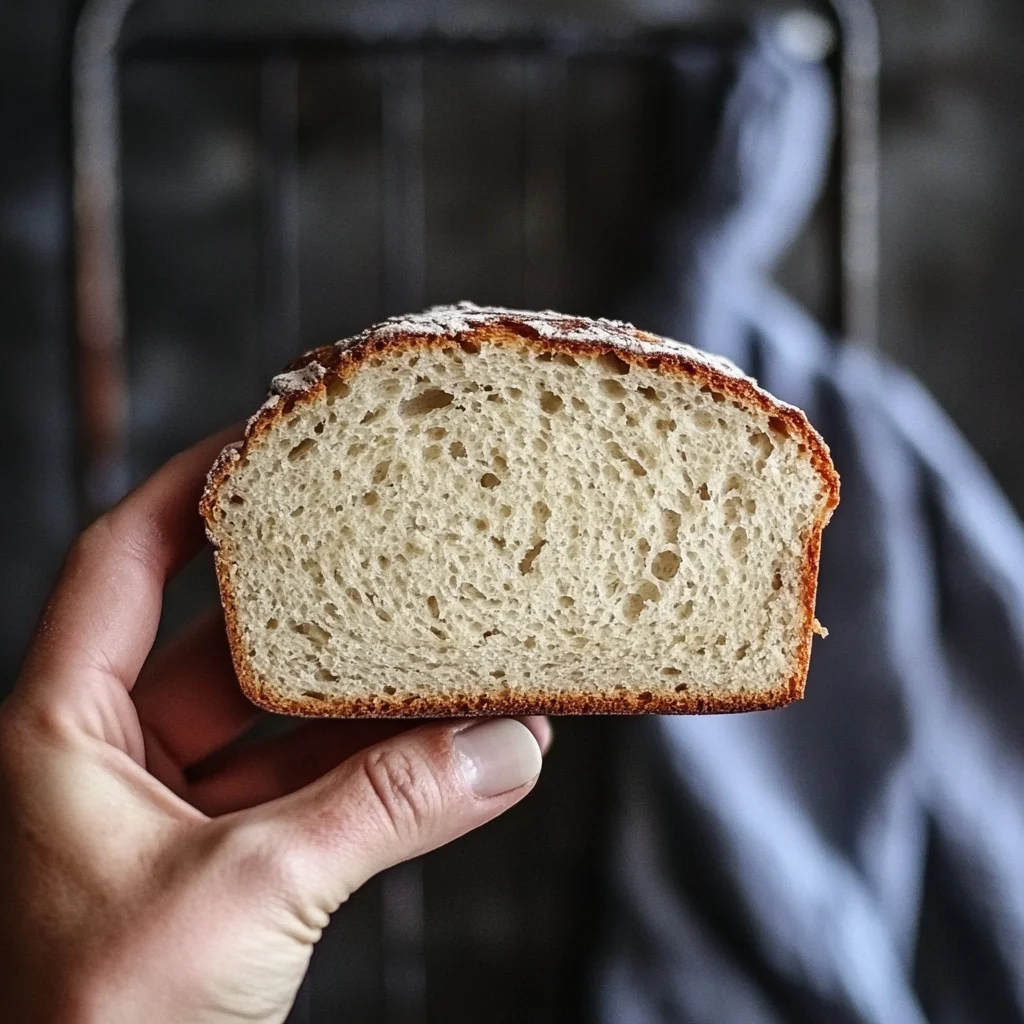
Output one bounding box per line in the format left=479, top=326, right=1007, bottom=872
left=329, top=302, right=798, bottom=413
left=271, top=360, right=327, bottom=395
left=209, top=303, right=811, bottom=494
left=365, top=302, right=750, bottom=381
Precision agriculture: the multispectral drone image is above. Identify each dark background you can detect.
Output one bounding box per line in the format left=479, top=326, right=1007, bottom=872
left=2, top=3, right=1023, bottom=1021
left=2, top=0, right=1024, bottom=696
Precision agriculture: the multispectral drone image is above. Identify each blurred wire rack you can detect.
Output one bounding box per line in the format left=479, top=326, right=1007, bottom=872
left=71, top=3, right=877, bottom=1021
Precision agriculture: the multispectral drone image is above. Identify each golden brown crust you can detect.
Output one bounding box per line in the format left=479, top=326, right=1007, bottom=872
left=201, top=305, right=839, bottom=718
left=241, top=684, right=799, bottom=718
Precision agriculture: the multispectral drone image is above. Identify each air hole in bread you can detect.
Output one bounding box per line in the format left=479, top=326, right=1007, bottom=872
left=749, top=430, right=774, bottom=462
left=700, top=385, right=726, bottom=404
left=623, top=582, right=661, bottom=622
left=400, top=389, right=454, bottom=417
left=293, top=622, right=331, bottom=646
left=597, top=352, right=630, bottom=375
left=288, top=438, right=317, bottom=461
left=229, top=494, right=245, bottom=505
left=605, top=441, right=647, bottom=478
left=652, top=550, right=681, bottom=581
left=519, top=538, right=546, bottom=575
left=540, top=391, right=564, bottom=414
left=698, top=483, right=711, bottom=501
left=326, top=378, right=350, bottom=402
left=768, top=416, right=790, bottom=438
left=480, top=473, right=501, bottom=489
left=660, top=508, right=682, bottom=544
left=449, top=441, right=467, bottom=459
left=458, top=338, right=481, bottom=354
left=601, top=379, right=628, bottom=399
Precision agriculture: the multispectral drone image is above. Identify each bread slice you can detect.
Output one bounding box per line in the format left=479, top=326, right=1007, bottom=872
left=200, top=303, right=838, bottom=717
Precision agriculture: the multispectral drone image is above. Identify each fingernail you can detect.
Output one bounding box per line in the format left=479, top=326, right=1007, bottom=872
left=520, top=716, right=554, bottom=755
left=453, top=719, right=543, bottom=798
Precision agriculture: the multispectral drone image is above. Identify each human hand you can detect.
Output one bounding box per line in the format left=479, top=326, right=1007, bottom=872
left=0, top=429, right=549, bottom=1024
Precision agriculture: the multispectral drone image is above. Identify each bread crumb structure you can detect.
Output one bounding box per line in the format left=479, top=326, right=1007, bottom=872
left=201, top=303, right=839, bottom=717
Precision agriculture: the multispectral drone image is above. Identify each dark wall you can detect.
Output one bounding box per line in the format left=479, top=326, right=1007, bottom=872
left=876, top=1, right=1024, bottom=514
left=0, top=0, right=78, bottom=692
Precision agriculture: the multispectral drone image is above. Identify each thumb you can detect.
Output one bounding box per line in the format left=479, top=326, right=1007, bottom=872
left=250, top=718, right=545, bottom=913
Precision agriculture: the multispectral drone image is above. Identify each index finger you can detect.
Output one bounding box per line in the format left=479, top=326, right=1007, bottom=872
left=17, top=427, right=242, bottom=702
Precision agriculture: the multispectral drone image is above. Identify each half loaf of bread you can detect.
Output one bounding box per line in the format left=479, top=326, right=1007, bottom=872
left=201, top=303, right=838, bottom=717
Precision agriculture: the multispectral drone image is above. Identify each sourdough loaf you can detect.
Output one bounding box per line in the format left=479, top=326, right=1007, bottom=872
left=200, top=303, right=839, bottom=717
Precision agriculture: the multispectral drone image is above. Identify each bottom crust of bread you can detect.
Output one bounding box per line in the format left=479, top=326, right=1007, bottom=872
left=238, top=675, right=802, bottom=718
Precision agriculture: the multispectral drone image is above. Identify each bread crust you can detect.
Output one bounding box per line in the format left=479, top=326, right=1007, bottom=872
left=201, top=304, right=839, bottom=718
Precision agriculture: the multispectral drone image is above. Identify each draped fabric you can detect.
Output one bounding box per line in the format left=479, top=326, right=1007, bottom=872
left=596, top=27, right=1024, bottom=1024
